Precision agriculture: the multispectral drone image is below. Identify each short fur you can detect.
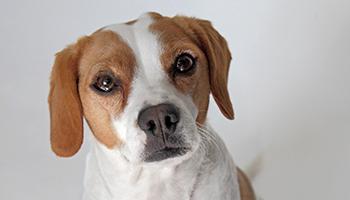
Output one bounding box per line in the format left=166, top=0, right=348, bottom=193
left=48, top=12, right=255, bottom=200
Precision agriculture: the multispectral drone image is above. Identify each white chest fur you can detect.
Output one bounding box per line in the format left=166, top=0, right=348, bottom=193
left=83, top=126, right=241, bottom=200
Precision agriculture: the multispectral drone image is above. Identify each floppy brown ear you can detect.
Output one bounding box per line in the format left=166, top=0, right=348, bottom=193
left=172, top=16, right=234, bottom=119
left=48, top=36, right=89, bottom=157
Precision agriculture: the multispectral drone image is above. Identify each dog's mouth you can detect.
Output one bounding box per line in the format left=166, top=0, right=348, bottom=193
left=144, top=147, right=190, bottom=162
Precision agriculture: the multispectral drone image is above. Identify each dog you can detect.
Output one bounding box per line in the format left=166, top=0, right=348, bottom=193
left=48, top=12, right=255, bottom=200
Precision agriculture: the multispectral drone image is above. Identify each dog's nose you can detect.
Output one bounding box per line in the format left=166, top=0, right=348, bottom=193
left=137, top=104, right=179, bottom=138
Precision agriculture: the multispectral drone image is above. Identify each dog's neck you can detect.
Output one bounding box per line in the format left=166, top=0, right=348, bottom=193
left=83, top=125, right=240, bottom=200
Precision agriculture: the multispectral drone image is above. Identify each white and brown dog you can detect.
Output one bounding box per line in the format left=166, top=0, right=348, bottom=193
left=48, top=12, right=255, bottom=200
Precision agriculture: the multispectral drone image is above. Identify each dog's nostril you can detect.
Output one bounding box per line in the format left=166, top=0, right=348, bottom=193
left=165, top=116, right=172, bottom=129
left=147, top=120, right=156, bottom=133
left=165, top=114, right=178, bottom=129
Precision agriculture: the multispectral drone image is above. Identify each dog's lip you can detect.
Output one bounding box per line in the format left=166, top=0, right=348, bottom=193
left=155, top=146, right=190, bottom=154
left=144, top=146, right=190, bottom=162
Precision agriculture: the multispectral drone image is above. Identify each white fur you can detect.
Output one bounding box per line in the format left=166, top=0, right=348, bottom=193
left=83, top=14, right=240, bottom=200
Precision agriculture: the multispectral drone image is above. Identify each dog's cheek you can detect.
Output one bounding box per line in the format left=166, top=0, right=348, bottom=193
left=192, top=63, right=210, bottom=124
left=80, top=89, right=123, bottom=148
left=172, top=59, right=210, bottom=124
left=111, top=113, right=147, bottom=162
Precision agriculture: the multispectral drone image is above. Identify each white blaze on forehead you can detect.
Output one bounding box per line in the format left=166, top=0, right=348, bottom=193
left=103, top=14, right=173, bottom=160
left=104, top=14, right=165, bottom=86
left=104, top=15, right=166, bottom=95
left=104, top=13, right=182, bottom=112
left=131, top=15, right=165, bottom=84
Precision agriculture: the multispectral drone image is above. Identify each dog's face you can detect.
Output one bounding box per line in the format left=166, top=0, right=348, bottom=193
left=49, top=12, right=233, bottom=164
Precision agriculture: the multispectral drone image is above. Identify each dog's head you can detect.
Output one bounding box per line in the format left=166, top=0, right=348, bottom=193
left=49, top=12, right=233, bottom=164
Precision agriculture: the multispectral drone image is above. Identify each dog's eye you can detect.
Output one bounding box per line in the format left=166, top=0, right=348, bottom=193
left=173, top=53, right=196, bottom=74
left=91, top=73, right=119, bottom=94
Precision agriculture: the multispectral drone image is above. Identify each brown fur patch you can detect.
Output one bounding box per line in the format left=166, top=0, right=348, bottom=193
left=49, top=30, right=136, bottom=157
left=171, top=16, right=234, bottom=120
left=150, top=16, right=210, bottom=124
left=79, top=30, right=136, bottom=148
left=126, top=19, right=137, bottom=25
left=147, top=12, right=163, bottom=20
left=149, top=14, right=234, bottom=123
left=49, top=36, right=90, bottom=157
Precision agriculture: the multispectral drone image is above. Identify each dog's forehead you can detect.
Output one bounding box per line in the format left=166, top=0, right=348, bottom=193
left=102, top=14, right=164, bottom=81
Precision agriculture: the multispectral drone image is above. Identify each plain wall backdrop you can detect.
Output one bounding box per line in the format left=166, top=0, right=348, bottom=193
left=0, top=0, right=349, bottom=199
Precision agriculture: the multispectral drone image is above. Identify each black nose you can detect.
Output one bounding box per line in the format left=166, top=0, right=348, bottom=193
left=137, top=104, right=179, bottom=139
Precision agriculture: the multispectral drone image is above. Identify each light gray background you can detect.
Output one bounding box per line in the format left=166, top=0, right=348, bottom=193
left=0, top=0, right=349, bottom=199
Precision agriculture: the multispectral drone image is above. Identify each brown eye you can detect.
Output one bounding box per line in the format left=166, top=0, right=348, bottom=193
left=173, top=53, right=196, bottom=74
left=91, top=73, right=119, bottom=94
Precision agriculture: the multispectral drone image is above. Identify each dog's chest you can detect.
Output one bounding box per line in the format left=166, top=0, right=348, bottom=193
left=83, top=154, right=197, bottom=200
left=114, top=169, right=194, bottom=200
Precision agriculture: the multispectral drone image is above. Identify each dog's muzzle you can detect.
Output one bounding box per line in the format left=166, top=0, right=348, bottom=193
left=137, top=103, right=190, bottom=162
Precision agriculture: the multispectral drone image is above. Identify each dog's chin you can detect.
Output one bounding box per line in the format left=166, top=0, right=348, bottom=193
left=144, top=147, right=191, bottom=163
left=142, top=129, right=202, bottom=164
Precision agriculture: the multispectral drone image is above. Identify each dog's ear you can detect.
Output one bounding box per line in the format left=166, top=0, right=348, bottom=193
left=173, top=16, right=234, bottom=119
left=48, top=36, right=90, bottom=157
